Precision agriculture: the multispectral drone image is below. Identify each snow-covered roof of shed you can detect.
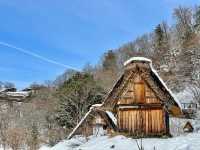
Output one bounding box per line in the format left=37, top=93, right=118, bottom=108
left=106, top=111, right=117, bottom=126
left=124, top=57, right=152, bottom=66
left=68, top=108, right=118, bottom=139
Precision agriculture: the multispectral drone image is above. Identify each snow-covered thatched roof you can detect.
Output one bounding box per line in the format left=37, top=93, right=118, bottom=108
left=125, top=57, right=182, bottom=109
left=102, top=57, right=182, bottom=115
left=6, top=91, right=30, bottom=97
left=149, top=62, right=182, bottom=109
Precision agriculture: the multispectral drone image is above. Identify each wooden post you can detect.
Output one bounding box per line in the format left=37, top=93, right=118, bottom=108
left=165, top=111, right=170, bottom=135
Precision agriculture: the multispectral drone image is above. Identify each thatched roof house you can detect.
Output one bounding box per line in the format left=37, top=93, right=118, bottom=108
left=68, top=57, right=182, bottom=139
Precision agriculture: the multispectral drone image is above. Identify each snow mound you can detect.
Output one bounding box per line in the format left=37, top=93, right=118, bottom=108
left=40, top=136, right=86, bottom=150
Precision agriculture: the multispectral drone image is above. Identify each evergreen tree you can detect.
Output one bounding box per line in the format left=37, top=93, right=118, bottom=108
left=96, top=50, right=119, bottom=91
left=153, top=23, right=170, bottom=68
left=102, top=50, right=118, bottom=71
left=154, top=24, right=164, bottom=50
left=55, top=72, right=105, bottom=129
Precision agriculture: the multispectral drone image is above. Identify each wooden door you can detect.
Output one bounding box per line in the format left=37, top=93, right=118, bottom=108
left=118, top=108, right=165, bottom=136
left=134, top=83, right=145, bottom=103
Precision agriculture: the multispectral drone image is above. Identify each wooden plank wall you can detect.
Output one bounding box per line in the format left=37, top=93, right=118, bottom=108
left=116, top=73, right=167, bottom=136
left=118, top=108, right=165, bottom=136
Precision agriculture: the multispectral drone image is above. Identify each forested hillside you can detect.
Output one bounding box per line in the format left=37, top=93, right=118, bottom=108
left=0, top=5, right=200, bottom=150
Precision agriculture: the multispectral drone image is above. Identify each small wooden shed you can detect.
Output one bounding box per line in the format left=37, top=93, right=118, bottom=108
left=183, top=121, right=194, bottom=133
left=68, top=57, right=182, bottom=139
left=68, top=105, right=117, bottom=139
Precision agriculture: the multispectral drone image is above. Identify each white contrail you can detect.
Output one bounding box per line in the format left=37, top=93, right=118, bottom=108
left=0, top=41, right=80, bottom=71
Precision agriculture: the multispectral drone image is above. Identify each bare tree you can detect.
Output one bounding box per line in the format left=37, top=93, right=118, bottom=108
left=191, top=81, right=200, bottom=106
left=6, top=128, right=26, bottom=150
left=173, top=6, right=194, bottom=48
left=0, top=112, right=9, bottom=150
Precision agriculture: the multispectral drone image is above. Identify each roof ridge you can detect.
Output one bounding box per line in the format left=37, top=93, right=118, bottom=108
left=124, top=57, right=152, bottom=66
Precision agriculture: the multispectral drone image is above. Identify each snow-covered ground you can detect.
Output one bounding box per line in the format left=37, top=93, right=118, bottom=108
left=40, top=131, right=200, bottom=150
left=174, top=87, right=195, bottom=104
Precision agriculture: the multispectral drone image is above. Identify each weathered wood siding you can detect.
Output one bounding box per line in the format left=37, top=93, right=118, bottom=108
left=118, top=108, right=165, bottom=135
left=117, top=74, right=167, bottom=136
left=118, top=75, right=161, bottom=105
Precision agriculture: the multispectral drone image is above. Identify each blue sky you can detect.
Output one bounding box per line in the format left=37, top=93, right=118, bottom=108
left=0, top=0, right=199, bottom=89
